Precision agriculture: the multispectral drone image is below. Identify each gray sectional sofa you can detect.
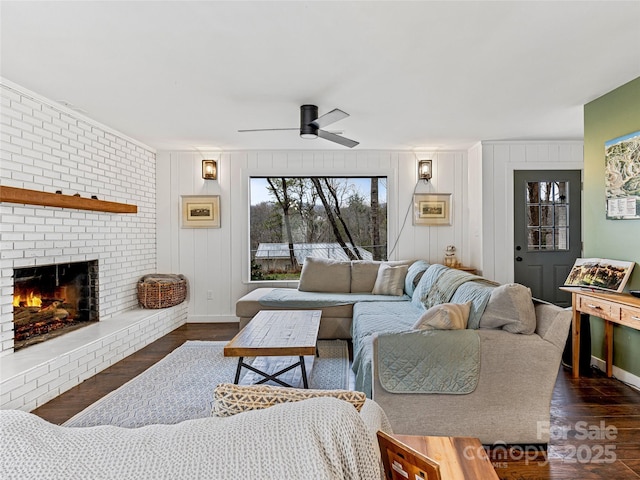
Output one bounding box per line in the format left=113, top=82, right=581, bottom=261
left=235, top=258, right=572, bottom=444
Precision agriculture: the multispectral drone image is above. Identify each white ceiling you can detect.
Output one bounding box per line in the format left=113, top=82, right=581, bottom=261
left=1, top=1, right=639, bottom=152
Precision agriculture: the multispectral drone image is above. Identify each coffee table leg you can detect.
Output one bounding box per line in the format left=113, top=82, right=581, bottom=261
left=299, top=356, right=309, bottom=389
left=233, top=357, right=244, bottom=384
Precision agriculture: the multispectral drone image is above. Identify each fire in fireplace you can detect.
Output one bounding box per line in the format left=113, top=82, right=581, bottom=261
left=13, top=261, right=98, bottom=350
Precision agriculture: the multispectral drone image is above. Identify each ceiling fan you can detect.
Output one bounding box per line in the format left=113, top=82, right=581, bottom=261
left=238, top=105, right=359, bottom=148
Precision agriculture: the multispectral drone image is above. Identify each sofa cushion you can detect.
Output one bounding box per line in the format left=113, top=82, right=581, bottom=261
left=350, top=261, right=383, bottom=293
left=211, top=383, right=366, bottom=417
left=298, top=257, right=351, bottom=293
left=479, top=283, right=536, bottom=334
left=235, top=287, right=355, bottom=320
left=372, top=264, right=408, bottom=296
left=413, top=302, right=471, bottom=330
left=351, top=301, right=424, bottom=397
left=404, top=260, right=430, bottom=297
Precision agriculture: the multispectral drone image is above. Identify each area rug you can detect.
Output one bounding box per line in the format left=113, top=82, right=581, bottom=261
left=63, top=340, right=350, bottom=428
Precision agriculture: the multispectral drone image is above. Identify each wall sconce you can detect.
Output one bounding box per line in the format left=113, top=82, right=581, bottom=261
left=202, top=160, right=217, bottom=180
left=418, top=159, right=432, bottom=182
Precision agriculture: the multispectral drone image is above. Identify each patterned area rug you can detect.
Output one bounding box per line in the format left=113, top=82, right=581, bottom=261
left=63, top=340, right=350, bottom=428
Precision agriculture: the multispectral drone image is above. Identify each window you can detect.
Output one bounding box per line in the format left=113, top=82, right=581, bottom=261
left=526, top=181, right=569, bottom=251
left=250, top=176, right=388, bottom=281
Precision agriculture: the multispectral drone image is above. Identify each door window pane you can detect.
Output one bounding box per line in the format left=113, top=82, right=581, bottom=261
left=526, top=181, right=570, bottom=251
left=527, top=206, right=540, bottom=227
left=540, top=206, right=553, bottom=226
left=539, top=182, right=554, bottom=204
left=555, top=227, right=569, bottom=250
left=526, top=182, right=539, bottom=203
left=555, top=205, right=568, bottom=226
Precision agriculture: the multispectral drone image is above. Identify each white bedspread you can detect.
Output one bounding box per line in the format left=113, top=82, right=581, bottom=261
left=1, top=397, right=390, bottom=480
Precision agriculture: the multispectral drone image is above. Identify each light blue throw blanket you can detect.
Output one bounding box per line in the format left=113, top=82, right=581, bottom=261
left=376, top=330, right=480, bottom=394
left=412, top=264, right=497, bottom=328
left=416, top=264, right=482, bottom=309
left=259, top=288, right=410, bottom=308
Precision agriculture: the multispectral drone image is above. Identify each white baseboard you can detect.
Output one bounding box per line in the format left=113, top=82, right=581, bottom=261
left=187, top=314, right=239, bottom=323
left=591, top=356, right=640, bottom=391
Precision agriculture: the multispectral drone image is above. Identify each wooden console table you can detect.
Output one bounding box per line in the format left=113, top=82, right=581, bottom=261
left=561, top=287, right=640, bottom=378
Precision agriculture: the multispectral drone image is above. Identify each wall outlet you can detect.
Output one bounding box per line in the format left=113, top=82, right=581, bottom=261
left=207, top=290, right=213, bottom=300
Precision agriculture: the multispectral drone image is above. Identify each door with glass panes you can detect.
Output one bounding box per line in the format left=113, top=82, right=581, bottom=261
left=513, top=170, right=582, bottom=307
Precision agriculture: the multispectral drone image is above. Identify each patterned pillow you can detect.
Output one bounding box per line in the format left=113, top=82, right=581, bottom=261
left=413, top=302, right=472, bottom=330
left=212, top=383, right=367, bottom=417
left=372, top=263, right=408, bottom=296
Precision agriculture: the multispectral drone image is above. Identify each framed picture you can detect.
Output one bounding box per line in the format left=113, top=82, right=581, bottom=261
left=181, top=195, right=220, bottom=228
left=413, top=193, right=452, bottom=226
left=605, top=130, right=640, bottom=220
left=564, top=258, right=635, bottom=293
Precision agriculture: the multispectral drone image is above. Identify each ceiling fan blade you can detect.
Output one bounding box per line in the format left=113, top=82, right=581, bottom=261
left=238, top=128, right=298, bottom=132
left=317, top=129, right=359, bottom=148
left=310, top=108, right=349, bottom=128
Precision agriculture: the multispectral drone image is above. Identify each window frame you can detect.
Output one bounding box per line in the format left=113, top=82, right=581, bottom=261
left=247, top=175, right=390, bottom=283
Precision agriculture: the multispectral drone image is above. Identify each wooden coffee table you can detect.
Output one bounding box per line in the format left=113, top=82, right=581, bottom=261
left=224, top=310, right=321, bottom=388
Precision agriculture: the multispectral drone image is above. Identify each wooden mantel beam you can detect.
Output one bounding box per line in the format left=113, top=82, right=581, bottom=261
left=0, top=186, right=137, bottom=214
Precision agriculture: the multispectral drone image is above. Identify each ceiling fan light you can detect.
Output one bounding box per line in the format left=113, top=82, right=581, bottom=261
left=300, top=104, right=319, bottom=140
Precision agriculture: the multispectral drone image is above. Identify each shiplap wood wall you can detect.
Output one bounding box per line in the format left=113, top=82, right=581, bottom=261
left=156, top=150, right=471, bottom=322
left=480, top=141, right=584, bottom=284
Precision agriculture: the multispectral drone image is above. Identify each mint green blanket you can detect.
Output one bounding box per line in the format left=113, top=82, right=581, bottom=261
left=376, top=330, right=480, bottom=394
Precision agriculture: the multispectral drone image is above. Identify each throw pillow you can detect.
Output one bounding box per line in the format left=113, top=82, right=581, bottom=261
left=297, top=257, right=351, bottom=293
left=372, top=263, right=408, bottom=296
left=479, top=283, right=536, bottom=334
left=211, top=383, right=367, bottom=417
left=351, top=260, right=413, bottom=293
left=404, top=260, right=430, bottom=297
left=413, top=302, right=471, bottom=330
left=350, top=260, right=382, bottom=293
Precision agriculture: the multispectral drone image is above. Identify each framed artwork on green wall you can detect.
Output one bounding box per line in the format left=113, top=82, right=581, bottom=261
left=605, top=130, right=640, bottom=220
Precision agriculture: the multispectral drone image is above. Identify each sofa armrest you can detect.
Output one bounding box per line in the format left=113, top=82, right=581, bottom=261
left=372, top=328, right=567, bottom=444
left=534, top=303, right=572, bottom=350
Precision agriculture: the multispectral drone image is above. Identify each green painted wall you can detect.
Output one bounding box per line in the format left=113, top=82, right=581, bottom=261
left=583, top=77, right=640, bottom=376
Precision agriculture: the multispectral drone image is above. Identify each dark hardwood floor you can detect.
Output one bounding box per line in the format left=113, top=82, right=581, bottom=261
left=33, top=323, right=640, bottom=479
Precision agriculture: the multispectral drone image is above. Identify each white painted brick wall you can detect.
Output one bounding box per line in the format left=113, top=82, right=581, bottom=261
left=0, top=81, right=157, bottom=353
left=0, top=81, right=189, bottom=411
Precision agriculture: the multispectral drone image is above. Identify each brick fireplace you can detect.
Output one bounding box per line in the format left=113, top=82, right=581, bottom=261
left=13, top=261, right=99, bottom=350
left=0, top=81, right=159, bottom=355
left=0, top=80, right=187, bottom=412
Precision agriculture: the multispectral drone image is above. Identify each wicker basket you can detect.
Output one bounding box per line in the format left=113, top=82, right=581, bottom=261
left=137, top=274, right=187, bottom=309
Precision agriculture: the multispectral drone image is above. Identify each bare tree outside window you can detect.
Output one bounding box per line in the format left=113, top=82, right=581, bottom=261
left=250, top=177, right=388, bottom=280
